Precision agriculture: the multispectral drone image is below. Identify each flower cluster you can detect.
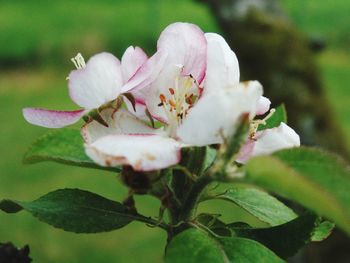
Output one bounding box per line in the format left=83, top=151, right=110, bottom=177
left=23, top=22, right=300, bottom=172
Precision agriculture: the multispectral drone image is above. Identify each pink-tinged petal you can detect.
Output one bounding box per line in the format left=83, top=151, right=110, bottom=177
left=85, top=134, right=181, bottom=171
left=236, top=140, right=255, bottom=164
left=203, top=33, right=240, bottom=95
left=237, top=122, right=300, bottom=164
left=23, top=108, right=86, bottom=128
left=177, top=81, right=263, bottom=146
left=81, top=108, right=161, bottom=144
left=121, top=49, right=167, bottom=93
left=256, top=96, right=271, bottom=115
left=121, top=46, right=148, bottom=82
left=157, top=22, right=207, bottom=83
left=252, top=122, right=300, bottom=157
left=68, top=52, right=123, bottom=109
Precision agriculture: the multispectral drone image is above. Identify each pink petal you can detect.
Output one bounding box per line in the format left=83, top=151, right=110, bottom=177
left=157, top=22, right=207, bottom=83
left=68, top=52, right=123, bottom=109
left=236, top=140, right=256, bottom=164
left=121, top=46, right=148, bottom=82
left=121, top=49, right=167, bottom=93
left=256, top=96, right=271, bottom=115
left=85, top=134, right=181, bottom=171
left=203, top=33, right=240, bottom=95
left=23, top=108, right=86, bottom=128
left=81, top=108, right=161, bottom=144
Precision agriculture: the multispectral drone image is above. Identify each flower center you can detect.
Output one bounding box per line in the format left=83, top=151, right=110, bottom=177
left=158, top=71, right=200, bottom=136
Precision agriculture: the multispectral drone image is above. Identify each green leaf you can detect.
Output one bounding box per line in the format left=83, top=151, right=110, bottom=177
left=245, top=147, right=350, bottom=234
left=230, top=213, right=333, bottom=259
left=311, top=220, right=335, bottom=242
left=258, top=104, right=287, bottom=131
left=203, top=146, right=217, bottom=172
left=0, top=189, right=138, bottom=233
left=24, top=129, right=120, bottom=172
left=215, top=185, right=297, bottom=226
left=197, top=213, right=334, bottom=259
left=165, top=228, right=283, bottom=263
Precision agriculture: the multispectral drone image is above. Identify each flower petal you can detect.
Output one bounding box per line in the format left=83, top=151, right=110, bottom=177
left=256, top=96, right=271, bottom=115
left=121, top=49, right=167, bottom=93
left=121, top=46, right=148, bottom=82
left=23, top=108, right=86, bottom=128
left=235, top=140, right=255, bottom=164
left=177, top=81, right=263, bottom=146
left=81, top=108, right=161, bottom=144
left=157, top=22, right=207, bottom=82
left=203, top=33, right=240, bottom=95
left=252, top=122, right=300, bottom=156
left=85, top=134, right=181, bottom=171
left=237, top=122, right=300, bottom=163
left=68, top=52, right=123, bottom=109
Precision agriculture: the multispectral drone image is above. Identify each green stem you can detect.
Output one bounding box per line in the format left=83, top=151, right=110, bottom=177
left=179, top=175, right=213, bottom=222
left=133, top=213, right=169, bottom=231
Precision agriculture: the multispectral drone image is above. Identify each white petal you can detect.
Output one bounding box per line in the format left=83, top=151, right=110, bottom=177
left=85, top=134, right=181, bottom=171
left=23, top=108, right=86, bottom=128
left=68, top=52, right=123, bottom=109
left=177, top=81, right=263, bottom=146
left=256, top=96, right=271, bottom=115
left=203, top=33, right=240, bottom=95
left=157, top=22, right=207, bottom=83
left=81, top=108, right=161, bottom=144
left=250, top=122, right=300, bottom=159
left=121, top=46, right=148, bottom=82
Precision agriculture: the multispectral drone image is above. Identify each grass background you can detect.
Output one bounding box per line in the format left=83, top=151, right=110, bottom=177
left=0, top=0, right=349, bottom=262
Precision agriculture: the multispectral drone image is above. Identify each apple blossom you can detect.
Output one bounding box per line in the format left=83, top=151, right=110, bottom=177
left=83, top=22, right=275, bottom=171
left=23, top=47, right=166, bottom=128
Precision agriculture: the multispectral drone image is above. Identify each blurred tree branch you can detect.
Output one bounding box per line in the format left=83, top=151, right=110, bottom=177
left=198, top=0, right=350, bottom=160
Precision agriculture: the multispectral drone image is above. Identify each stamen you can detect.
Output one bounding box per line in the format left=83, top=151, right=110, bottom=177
left=159, top=94, right=166, bottom=103
left=249, top=108, right=277, bottom=137
left=157, top=72, right=201, bottom=136
left=71, top=53, right=86, bottom=69
left=169, top=99, right=176, bottom=108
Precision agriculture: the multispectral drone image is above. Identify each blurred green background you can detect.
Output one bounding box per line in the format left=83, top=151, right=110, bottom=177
left=0, top=0, right=349, bottom=262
